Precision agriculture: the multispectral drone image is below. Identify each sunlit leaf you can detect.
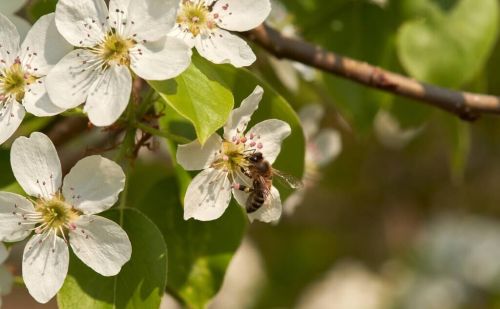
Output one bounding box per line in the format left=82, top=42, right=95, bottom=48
left=397, top=0, right=498, bottom=87
left=149, top=60, right=234, bottom=145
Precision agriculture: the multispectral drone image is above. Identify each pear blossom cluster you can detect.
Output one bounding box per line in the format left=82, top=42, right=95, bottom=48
left=0, top=0, right=304, bottom=305
left=0, top=0, right=272, bottom=141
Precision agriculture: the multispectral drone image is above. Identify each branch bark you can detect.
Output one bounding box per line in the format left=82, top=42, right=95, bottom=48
left=245, top=24, right=500, bottom=121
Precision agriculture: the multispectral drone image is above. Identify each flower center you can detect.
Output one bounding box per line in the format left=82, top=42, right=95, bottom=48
left=35, top=197, right=79, bottom=234
left=177, top=0, right=217, bottom=36
left=95, top=32, right=136, bottom=66
left=211, top=141, right=248, bottom=172
left=0, top=61, right=35, bottom=102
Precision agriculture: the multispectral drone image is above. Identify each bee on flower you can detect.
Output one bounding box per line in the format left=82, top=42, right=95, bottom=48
left=176, top=86, right=294, bottom=223
left=0, top=132, right=131, bottom=303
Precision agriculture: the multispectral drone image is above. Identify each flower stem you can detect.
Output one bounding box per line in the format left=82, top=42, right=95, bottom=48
left=135, top=122, right=190, bottom=144
left=14, top=276, right=24, bottom=286
left=115, top=103, right=138, bottom=225
left=61, top=107, right=87, bottom=118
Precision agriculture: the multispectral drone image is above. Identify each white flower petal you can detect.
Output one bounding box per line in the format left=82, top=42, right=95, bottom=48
left=245, top=119, right=291, bottom=164
left=231, top=171, right=253, bottom=208
left=168, top=26, right=196, bottom=48
left=130, top=37, right=191, bottom=80
left=23, top=78, right=66, bottom=117
left=214, top=0, right=271, bottom=32
left=11, top=132, right=62, bottom=199
left=55, top=0, right=108, bottom=47
left=62, top=155, right=125, bottom=215
left=23, top=233, right=69, bottom=304
left=20, top=13, right=72, bottom=76
left=84, top=65, right=132, bottom=126
left=46, top=49, right=99, bottom=109
left=268, top=57, right=299, bottom=92
left=299, top=104, right=324, bottom=140
left=283, top=189, right=306, bottom=215
left=0, top=265, right=13, bottom=296
left=0, top=243, right=7, bottom=264
left=120, top=0, right=179, bottom=42
left=184, top=168, right=232, bottom=221
left=0, top=192, right=34, bottom=242
left=247, top=186, right=282, bottom=223
left=311, top=129, right=342, bottom=167
left=69, top=215, right=131, bottom=276
left=0, top=13, right=20, bottom=68
left=223, top=86, right=263, bottom=140
left=0, top=100, right=25, bottom=145
left=8, top=15, right=30, bottom=40
left=108, top=0, right=131, bottom=25
left=195, top=29, right=256, bottom=67
left=177, top=134, right=222, bottom=171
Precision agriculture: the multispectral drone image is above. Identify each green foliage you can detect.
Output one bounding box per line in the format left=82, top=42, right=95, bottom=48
left=397, top=0, right=498, bottom=87
left=149, top=60, right=234, bottom=145
left=133, top=176, right=247, bottom=309
left=57, top=208, right=167, bottom=309
left=26, top=0, right=57, bottom=21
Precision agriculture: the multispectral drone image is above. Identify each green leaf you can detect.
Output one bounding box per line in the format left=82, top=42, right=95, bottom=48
left=148, top=61, right=234, bottom=144
left=397, top=0, right=498, bottom=87
left=155, top=102, right=194, bottom=199
left=57, top=208, right=167, bottom=309
left=135, top=176, right=247, bottom=309
left=26, top=0, right=57, bottom=22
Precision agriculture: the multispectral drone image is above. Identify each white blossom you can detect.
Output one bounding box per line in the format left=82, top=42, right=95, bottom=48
left=0, top=0, right=30, bottom=38
left=0, top=13, right=71, bottom=145
left=170, top=0, right=271, bottom=67
left=46, top=0, right=192, bottom=127
left=176, top=86, right=291, bottom=223
left=296, top=262, right=391, bottom=309
left=0, top=132, right=131, bottom=303
left=374, top=110, right=423, bottom=150
left=284, top=105, right=341, bottom=214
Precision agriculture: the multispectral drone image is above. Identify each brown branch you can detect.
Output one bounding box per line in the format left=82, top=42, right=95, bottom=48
left=245, top=24, right=500, bottom=121
left=46, top=117, right=89, bottom=146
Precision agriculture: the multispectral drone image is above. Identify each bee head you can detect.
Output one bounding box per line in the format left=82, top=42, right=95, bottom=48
left=247, top=152, right=263, bottom=163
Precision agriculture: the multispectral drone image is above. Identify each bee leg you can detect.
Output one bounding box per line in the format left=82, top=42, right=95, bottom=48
left=240, top=167, right=252, bottom=178
left=232, top=183, right=253, bottom=193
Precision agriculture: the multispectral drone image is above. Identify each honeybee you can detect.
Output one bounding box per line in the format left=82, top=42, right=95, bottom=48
left=236, top=152, right=302, bottom=213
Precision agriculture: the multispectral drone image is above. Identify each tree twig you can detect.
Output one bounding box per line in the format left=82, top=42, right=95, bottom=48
left=245, top=24, right=500, bottom=121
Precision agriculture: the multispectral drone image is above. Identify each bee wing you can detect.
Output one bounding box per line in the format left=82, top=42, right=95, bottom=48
left=259, top=175, right=272, bottom=198
left=272, top=168, right=303, bottom=189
